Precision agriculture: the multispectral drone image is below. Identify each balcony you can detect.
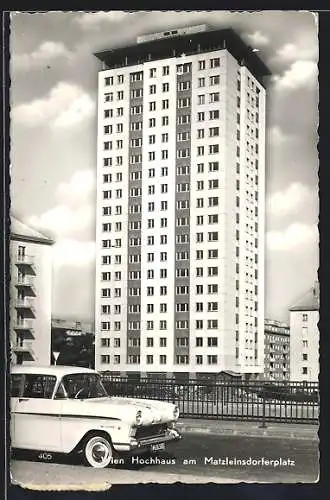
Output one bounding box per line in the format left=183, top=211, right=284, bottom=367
left=15, top=276, right=36, bottom=296
left=13, top=319, right=35, bottom=339
left=15, top=254, right=36, bottom=275
left=12, top=341, right=35, bottom=361
left=15, top=298, right=36, bottom=318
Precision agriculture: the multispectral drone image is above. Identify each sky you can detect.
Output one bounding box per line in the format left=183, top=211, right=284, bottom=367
left=10, top=10, right=319, bottom=323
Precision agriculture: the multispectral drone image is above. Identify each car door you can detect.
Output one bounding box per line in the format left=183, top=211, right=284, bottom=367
left=13, top=373, right=63, bottom=452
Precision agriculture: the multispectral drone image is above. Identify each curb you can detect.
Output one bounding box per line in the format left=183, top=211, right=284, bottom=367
left=177, top=424, right=318, bottom=441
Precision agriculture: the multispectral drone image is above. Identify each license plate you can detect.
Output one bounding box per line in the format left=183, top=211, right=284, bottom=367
left=151, top=443, right=165, bottom=452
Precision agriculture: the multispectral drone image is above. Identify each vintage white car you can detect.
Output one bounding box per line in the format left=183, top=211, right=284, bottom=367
left=10, top=365, right=181, bottom=468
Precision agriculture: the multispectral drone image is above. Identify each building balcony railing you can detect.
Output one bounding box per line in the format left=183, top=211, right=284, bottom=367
left=15, top=276, right=36, bottom=296
left=12, top=341, right=35, bottom=361
left=15, top=254, right=36, bottom=275
left=15, top=298, right=36, bottom=317
left=13, top=319, right=35, bottom=339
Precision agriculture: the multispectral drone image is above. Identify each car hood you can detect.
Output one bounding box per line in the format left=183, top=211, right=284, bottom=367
left=73, top=397, right=177, bottom=425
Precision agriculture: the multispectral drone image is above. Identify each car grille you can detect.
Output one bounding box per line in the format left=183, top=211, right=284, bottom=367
left=135, top=423, right=168, bottom=440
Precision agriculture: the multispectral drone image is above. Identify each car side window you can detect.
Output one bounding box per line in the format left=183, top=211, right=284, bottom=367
left=22, top=374, right=57, bottom=399
left=11, top=374, right=24, bottom=397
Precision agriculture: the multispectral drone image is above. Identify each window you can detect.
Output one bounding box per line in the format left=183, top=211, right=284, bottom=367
left=131, top=71, right=143, bottom=82
left=128, top=355, right=140, bottom=364
left=101, top=337, right=111, bottom=347
left=198, top=77, right=205, bottom=87
left=197, top=112, right=205, bottom=121
left=178, top=115, right=190, bottom=125
left=198, top=60, right=206, bottom=70
left=163, top=65, right=169, bottom=76
left=208, top=319, right=218, bottom=329
left=198, top=94, right=205, bottom=105
left=20, top=374, right=57, bottom=399
left=302, top=367, right=308, bottom=375
left=178, top=81, right=191, bottom=91
left=209, top=144, right=219, bottom=154
left=209, top=162, right=219, bottom=174
left=131, top=88, right=143, bottom=99
left=209, top=179, right=219, bottom=189
left=208, top=214, right=218, bottom=224
left=209, top=127, right=219, bottom=137
left=105, top=76, right=113, bottom=86
left=160, top=355, right=167, bottom=364
left=207, top=355, right=217, bottom=365
left=176, top=355, right=189, bottom=365
left=196, top=337, right=203, bottom=347
left=210, top=57, right=220, bottom=68
left=210, top=75, right=220, bottom=85
left=162, top=82, right=169, bottom=92
left=210, top=110, right=220, bottom=120
left=209, top=92, right=220, bottom=103
left=162, top=116, right=169, bottom=126
left=208, top=337, right=218, bottom=347
left=178, top=97, right=191, bottom=108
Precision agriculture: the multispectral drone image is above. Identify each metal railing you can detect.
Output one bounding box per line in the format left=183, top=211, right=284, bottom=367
left=100, top=375, right=319, bottom=425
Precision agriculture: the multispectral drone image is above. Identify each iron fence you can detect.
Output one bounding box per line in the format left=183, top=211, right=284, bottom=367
left=100, top=375, right=319, bottom=425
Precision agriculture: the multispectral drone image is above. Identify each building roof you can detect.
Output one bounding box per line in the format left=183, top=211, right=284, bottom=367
left=10, top=217, right=54, bottom=246
left=289, top=284, right=320, bottom=312
left=95, top=27, right=271, bottom=87
left=11, top=365, right=96, bottom=377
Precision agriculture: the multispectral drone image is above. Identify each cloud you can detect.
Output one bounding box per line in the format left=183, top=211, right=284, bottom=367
left=57, top=169, right=95, bottom=206
left=267, top=182, right=316, bottom=218
left=245, top=30, right=270, bottom=47
left=25, top=169, right=95, bottom=238
left=273, top=60, right=318, bottom=91
left=12, top=82, right=96, bottom=128
left=268, top=125, right=296, bottom=145
left=53, top=239, right=96, bottom=267
left=27, top=204, right=93, bottom=237
left=274, top=42, right=318, bottom=63
left=267, top=223, right=318, bottom=252
left=12, top=41, right=73, bottom=71
left=74, top=11, right=133, bottom=29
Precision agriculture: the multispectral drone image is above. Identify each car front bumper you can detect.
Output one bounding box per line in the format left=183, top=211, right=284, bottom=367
left=113, top=428, right=182, bottom=453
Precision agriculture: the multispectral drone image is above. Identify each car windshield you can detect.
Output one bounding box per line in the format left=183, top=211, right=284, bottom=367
left=61, top=373, right=109, bottom=399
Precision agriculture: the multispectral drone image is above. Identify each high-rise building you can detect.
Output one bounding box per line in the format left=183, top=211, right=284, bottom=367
left=289, top=283, right=319, bottom=382
left=94, top=25, right=270, bottom=380
left=264, top=319, right=290, bottom=381
left=10, top=217, right=54, bottom=365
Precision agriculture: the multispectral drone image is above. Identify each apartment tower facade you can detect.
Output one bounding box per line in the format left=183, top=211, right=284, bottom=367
left=94, top=25, right=270, bottom=379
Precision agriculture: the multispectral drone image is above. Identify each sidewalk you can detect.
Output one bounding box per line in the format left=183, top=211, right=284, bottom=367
left=176, top=418, right=319, bottom=440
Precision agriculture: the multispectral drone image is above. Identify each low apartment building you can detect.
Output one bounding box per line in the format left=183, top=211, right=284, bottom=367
left=264, top=319, right=290, bottom=381
left=289, top=283, right=319, bottom=382
left=10, top=217, right=54, bottom=365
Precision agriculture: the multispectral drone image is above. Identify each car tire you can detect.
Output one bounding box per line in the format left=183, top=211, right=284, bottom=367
left=83, top=434, right=113, bottom=468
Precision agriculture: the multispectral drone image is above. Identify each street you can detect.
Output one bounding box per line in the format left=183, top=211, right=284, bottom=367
left=11, top=433, right=318, bottom=486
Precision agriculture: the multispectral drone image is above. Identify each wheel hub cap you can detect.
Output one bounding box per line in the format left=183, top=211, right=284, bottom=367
left=92, top=443, right=108, bottom=463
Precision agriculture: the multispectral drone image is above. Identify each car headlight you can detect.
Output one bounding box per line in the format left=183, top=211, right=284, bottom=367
left=135, top=410, right=142, bottom=425
left=173, top=406, right=179, bottom=420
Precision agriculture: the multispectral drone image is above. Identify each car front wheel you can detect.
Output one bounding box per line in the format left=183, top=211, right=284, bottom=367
left=83, top=434, right=113, bottom=468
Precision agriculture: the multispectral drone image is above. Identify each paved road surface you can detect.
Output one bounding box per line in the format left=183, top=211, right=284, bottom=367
left=11, top=433, right=318, bottom=487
